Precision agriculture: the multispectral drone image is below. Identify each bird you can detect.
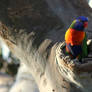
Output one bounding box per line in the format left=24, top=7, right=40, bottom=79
left=65, top=16, right=88, bottom=61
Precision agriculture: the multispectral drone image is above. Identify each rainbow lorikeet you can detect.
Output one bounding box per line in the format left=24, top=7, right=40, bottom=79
left=65, top=16, right=88, bottom=61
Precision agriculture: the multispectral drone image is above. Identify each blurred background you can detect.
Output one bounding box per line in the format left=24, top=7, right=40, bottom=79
left=0, top=38, right=20, bottom=92
left=89, top=0, right=92, bottom=8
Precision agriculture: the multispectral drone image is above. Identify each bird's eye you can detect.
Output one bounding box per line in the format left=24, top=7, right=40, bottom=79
left=84, top=22, right=88, bottom=28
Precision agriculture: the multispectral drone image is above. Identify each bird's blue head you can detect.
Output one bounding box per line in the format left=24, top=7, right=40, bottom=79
left=70, top=16, right=88, bottom=31
left=76, top=16, right=88, bottom=22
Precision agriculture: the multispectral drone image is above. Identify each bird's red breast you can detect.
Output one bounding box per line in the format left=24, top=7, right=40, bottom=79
left=65, top=28, right=85, bottom=45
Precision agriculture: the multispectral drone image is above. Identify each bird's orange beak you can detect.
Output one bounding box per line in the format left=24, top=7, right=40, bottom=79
left=84, top=22, right=88, bottom=28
